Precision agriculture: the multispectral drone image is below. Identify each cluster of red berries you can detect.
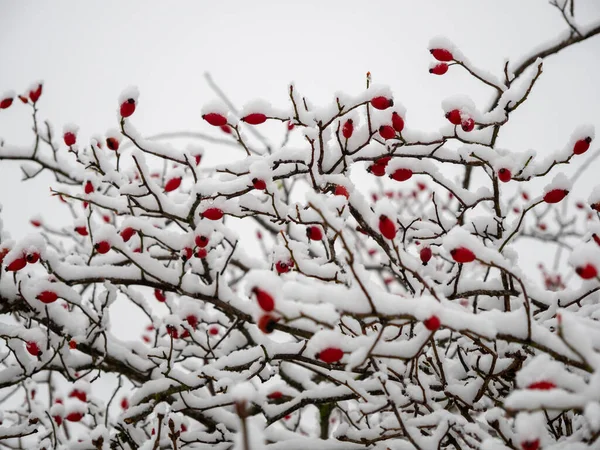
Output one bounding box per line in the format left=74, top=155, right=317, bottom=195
left=429, top=48, right=454, bottom=75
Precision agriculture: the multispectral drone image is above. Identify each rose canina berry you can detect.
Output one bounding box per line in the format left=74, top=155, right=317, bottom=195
left=420, top=247, right=432, bottom=266
left=527, top=380, right=556, bottom=390
left=258, top=314, right=278, bottom=334
left=154, top=289, right=166, bottom=302
left=379, top=125, right=396, bottom=140
left=573, top=136, right=592, bottom=155
left=29, top=84, right=43, bottom=103
left=430, top=48, right=453, bottom=62
left=307, top=226, right=323, bottom=241
left=445, top=109, right=462, bottom=125
left=164, top=177, right=182, bottom=193
left=334, top=185, right=349, bottom=199
left=106, top=137, right=119, bottom=151
left=370, top=96, right=393, bottom=110
left=37, top=290, right=58, bottom=304
left=95, top=241, right=111, bottom=254
left=120, top=98, right=136, bottom=118
left=391, top=112, right=405, bottom=133
left=202, top=208, right=224, bottom=220
left=26, top=341, right=41, bottom=356
left=195, top=248, right=207, bottom=259
left=63, top=132, right=76, bottom=146
left=253, top=288, right=275, bottom=312
left=252, top=178, right=267, bottom=190
left=195, top=235, right=209, bottom=247
left=6, top=256, right=27, bottom=272
left=498, top=168, right=512, bottom=183
left=318, top=347, right=344, bottom=364
left=342, top=119, right=354, bottom=139
left=461, top=117, right=475, bottom=132
left=0, top=96, right=13, bottom=109
left=424, top=315, right=441, bottom=331
left=27, top=252, right=40, bottom=264
left=84, top=181, right=94, bottom=194
left=379, top=215, right=397, bottom=240
left=576, top=263, right=598, bottom=279
left=75, top=226, right=88, bottom=236
left=202, top=113, right=228, bottom=127
left=275, top=261, right=291, bottom=274
left=120, top=227, right=136, bottom=242
left=521, top=440, right=540, bottom=450
left=543, top=189, right=568, bottom=204
left=66, top=412, right=83, bottom=422
left=391, top=168, right=413, bottom=182
left=241, top=113, right=267, bottom=125
left=450, top=247, right=476, bottom=263
left=430, top=63, right=448, bottom=75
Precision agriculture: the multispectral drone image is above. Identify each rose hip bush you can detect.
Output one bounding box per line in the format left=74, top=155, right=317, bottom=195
left=1, top=7, right=600, bottom=450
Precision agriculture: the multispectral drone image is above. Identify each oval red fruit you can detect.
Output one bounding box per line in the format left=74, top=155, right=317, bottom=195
left=253, top=288, right=275, bottom=312
left=430, top=48, right=453, bottom=62
left=379, top=125, right=396, bottom=140
left=445, top=109, right=462, bottom=125
left=391, top=168, right=413, bottom=182
left=120, top=98, right=136, bottom=118
left=379, top=215, right=396, bottom=240
left=334, top=185, right=349, bottom=199
left=307, top=226, right=323, bottom=241
left=370, top=96, right=393, bottom=110
left=252, top=178, right=267, bottom=190
left=573, top=136, right=592, bottom=155
left=275, top=261, right=290, bottom=274
left=543, top=189, right=568, bottom=204
left=521, top=439, right=540, bottom=450
left=424, top=315, right=441, bottom=331
left=429, top=63, right=448, bottom=75
left=185, top=315, right=198, bottom=329
left=202, top=208, right=224, bottom=220
left=498, top=168, right=511, bottom=183
left=75, top=226, right=88, bottom=236
left=120, top=398, right=129, bottom=410
left=37, top=290, right=58, bottom=304
left=576, top=263, right=597, bottom=280
left=195, top=248, right=207, bottom=259
left=209, top=326, right=219, bottom=335
left=120, top=227, right=136, bottom=242
left=527, top=380, right=556, bottom=390
left=26, top=252, right=40, bottom=264
left=165, top=177, right=182, bottom=193
left=84, top=181, right=94, bottom=194
left=258, top=314, right=278, bottom=334
left=154, top=289, right=166, bottom=303
left=95, top=241, right=111, bottom=254
left=318, top=347, right=344, bottom=364
left=461, top=117, right=475, bottom=132
left=420, top=247, right=432, bottom=266
left=6, top=256, right=27, bottom=272
left=450, top=247, right=475, bottom=263
left=106, top=137, right=119, bottom=151
left=63, top=132, right=76, bottom=146
left=195, top=235, right=209, bottom=247
left=69, top=389, right=87, bottom=402
left=241, top=113, right=267, bottom=125
left=26, top=341, right=41, bottom=356
left=0, top=97, right=13, bottom=109
left=342, top=119, right=353, bottom=139
left=202, top=113, right=228, bottom=127
left=66, top=412, right=83, bottom=422
left=29, top=84, right=43, bottom=103
left=268, top=391, right=283, bottom=400
left=391, top=112, right=404, bottom=133
left=368, top=162, right=387, bottom=177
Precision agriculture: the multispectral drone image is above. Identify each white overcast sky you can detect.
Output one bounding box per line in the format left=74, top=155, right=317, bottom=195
left=1, top=0, right=600, bottom=275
